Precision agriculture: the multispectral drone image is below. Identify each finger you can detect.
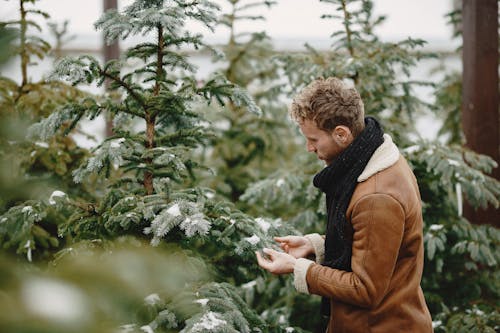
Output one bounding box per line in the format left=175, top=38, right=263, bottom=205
left=255, top=251, right=272, bottom=270
left=274, top=236, right=290, bottom=243
left=255, top=251, right=265, bottom=265
left=277, top=241, right=287, bottom=251
left=263, top=248, right=281, bottom=259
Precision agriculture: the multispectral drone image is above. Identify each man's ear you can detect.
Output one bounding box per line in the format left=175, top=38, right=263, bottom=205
left=331, top=126, right=354, bottom=147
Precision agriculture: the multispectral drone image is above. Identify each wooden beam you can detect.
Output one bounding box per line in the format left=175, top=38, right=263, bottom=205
left=462, top=0, right=499, bottom=226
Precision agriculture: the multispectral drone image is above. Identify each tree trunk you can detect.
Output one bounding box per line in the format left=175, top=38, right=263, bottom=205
left=462, top=0, right=499, bottom=226
left=103, top=0, right=120, bottom=137
left=20, top=0, right=28, bottom=88
left=143, top=25, right=164, bottom=196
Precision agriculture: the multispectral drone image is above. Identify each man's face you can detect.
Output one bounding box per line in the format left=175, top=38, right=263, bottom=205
left=299, top=119, right=346, bottom=166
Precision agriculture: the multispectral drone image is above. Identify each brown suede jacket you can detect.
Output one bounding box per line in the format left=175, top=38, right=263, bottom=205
left=293, top=135, right=433, bottom=333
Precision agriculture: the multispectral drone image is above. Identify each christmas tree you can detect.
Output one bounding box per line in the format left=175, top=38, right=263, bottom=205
left=2, top=0, right=304, bottom=332
left=0, top=0, right=91, bottom=261
left=241, top=0, right=500, bottom=331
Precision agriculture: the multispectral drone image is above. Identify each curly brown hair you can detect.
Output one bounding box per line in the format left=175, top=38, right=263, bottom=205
left=290, top=77, right=365, bottom=137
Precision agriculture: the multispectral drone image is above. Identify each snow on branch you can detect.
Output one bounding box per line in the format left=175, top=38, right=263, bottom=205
left=144, top=200, right=211, bottom=245
left=95, top=0, right=220, bottom=45
left=72, top=137, right=132, bottom=183
left=27, top=105, right=74, bottom=141
left=50, top=56, right=101, bottom=85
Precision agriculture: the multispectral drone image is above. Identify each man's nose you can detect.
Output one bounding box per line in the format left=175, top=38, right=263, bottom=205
left=306, top=142, right=315, bottom=152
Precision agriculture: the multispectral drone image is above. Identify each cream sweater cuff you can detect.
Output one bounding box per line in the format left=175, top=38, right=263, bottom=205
left=293, top=258, right=314, bottom=294
left=304, top=233, right=325, bottom=264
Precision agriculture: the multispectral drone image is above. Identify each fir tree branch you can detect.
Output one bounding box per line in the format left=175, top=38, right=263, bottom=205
left=225, top=35, right=261, bottom=84
left=121, top=100, right=144, bottom=119
left=100, top=70, right=146, bottom=111
left=103, top=98, right=144, bottom=120
left=68, top=200, right=98, bottom=215
left=156, top=128, right=209, bottom=147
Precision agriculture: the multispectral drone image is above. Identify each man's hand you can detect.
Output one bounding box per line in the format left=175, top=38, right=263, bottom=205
left=255, top=248, right=297, bottom=275
left=274, top=235, right=314, bottom=259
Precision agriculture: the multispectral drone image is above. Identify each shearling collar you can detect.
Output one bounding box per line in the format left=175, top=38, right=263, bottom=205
left=357, top=134, right=400, bottom=182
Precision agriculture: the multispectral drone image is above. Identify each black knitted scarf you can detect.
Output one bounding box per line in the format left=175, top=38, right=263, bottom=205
left=313, top=117, right=384, bottom=316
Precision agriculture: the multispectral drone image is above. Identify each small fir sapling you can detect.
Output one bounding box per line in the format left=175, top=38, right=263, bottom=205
left=20, top=1, right=305, bottom=332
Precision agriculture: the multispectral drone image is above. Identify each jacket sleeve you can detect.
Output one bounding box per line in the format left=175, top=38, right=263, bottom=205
left=302, top=193, right=405, bottom=309
left=304, top=233, right=325, bottom=264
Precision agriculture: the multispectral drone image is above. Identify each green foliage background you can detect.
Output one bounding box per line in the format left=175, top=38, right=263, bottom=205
left=0, top=0, right=498, bottom=332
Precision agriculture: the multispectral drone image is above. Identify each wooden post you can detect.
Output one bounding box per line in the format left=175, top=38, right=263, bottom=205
left=462, top=0, right=499, bottom=226
left=103, top=0, right=120, bottom=137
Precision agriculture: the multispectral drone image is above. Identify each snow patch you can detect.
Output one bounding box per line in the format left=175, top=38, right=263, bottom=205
left=22, top=206, right=33, bottom=214
left=35, top=141, right=49, bottom=148
left=24, top=240, right=32, bottom=262
left=455, top=183, right=463, bottom=216
left=110, top=138, right=126, bottom=148
left=402, top=145, right=420, bottom=154
left=140, top=325, right=154, bottom=333
left=241, top=280, right=257, bottom=289
left=180, top=214, right=211, bottom=237
left=473, top=309, right=485, bottom=316
left=429, top=224, right=444, bottom=231
left=255, top=217, right=271, bottom=232
left=194, top=298, right=209, bottom=306
left=21, top=278, right=89, bottom=324
left=49, top=190, right=67, bottom=205
left=167, top=204, right=181, bottom=217
left=119, top=324, right=137, bottom=333
left=243, top=234, right=260, bottom=245
left=192, top=311, right=227, bottom=332
left=144, top=293, right=160, bottom=305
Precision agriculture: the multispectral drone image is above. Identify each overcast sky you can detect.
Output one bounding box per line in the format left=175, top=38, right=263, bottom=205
left=2, top=0, right=454, bottom=47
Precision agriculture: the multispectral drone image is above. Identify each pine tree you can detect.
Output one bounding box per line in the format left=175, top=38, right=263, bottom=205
left=4, top=1, right=304, bottom=332
left=0, top=0, right=91, bottom=261
left=415, top=4, right=500, bottom=331
left=196, top=0, right=301, bottom=208
left=241, top=0, right=500, bottom=331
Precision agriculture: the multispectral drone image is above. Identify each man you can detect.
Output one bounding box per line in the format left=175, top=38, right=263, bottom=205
left=256, top=77, right=433, bottom=332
